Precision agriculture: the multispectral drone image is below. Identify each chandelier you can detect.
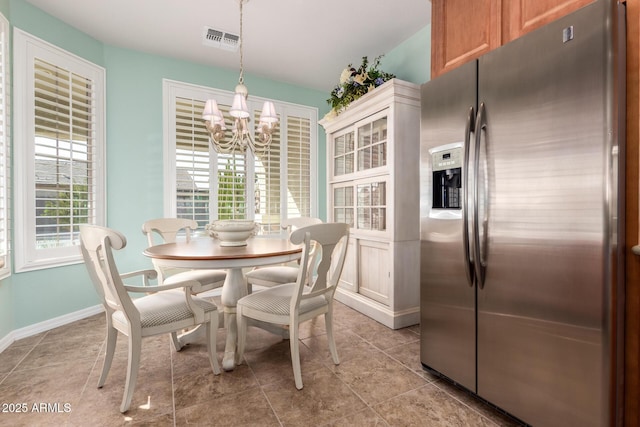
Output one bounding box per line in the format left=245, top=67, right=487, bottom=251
left=202, top=0, right=278, bottom=154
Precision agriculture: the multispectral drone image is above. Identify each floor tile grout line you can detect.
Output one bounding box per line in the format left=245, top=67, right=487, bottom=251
left=367, top=335, right=504, bottom=425
left=326, top=360, right=389, bottom=426
left=256, top=383, right=284, bottom=426
left=75, top=337, right=106, bottom=408
left=298, top=330, right=397, bottom=426
left=0, top=330, right=49, bottom=386
left=374, top=339, right=439, bottom=384
left=169, top=337, right=177, bottom=427
left=318, top=325, right=433, bottom=425
left=238, top=352, right=285, bottom=426
left=430, top=379, right=504, bottom=426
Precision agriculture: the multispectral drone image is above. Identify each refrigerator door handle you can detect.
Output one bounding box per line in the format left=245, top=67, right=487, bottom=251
left=473, top=102, right=488, bottom=289
left=463, top=106, right=476, bottom=286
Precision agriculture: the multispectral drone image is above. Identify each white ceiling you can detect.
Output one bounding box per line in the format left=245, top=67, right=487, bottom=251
left=24, top=0, right=432, bottom=92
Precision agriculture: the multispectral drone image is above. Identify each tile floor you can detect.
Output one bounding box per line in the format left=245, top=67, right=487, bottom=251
left=0, top=299, right=522, bottom=426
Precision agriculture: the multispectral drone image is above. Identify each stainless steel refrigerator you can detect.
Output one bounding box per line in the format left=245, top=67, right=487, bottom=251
left=419, top=1, right=625, bottom=425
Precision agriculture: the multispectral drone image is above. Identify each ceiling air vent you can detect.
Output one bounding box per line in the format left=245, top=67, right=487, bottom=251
left=202, top=26, right=240, bottom=52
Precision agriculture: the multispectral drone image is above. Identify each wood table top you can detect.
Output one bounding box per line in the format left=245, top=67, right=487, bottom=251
left=143, top=237, right=302, bottom=261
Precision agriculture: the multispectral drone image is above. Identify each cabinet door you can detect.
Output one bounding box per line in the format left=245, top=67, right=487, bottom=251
left=338, top=238, right=357, bottom=292
left=502, top=0, right=595, bottom=43
left=431, top=0, right=501, bottom=78
left=358, top=240, right=390, bottom=305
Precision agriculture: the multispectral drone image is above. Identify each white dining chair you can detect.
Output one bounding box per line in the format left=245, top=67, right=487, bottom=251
left=142, top=218, right=226, bottom=350
left=235, top=222, right=349, bottom=389
left=80, top=224, right=220, bottom=413
left=142, top=218, right=226, bottom=290
left=245, top=217, right=323, bottom=294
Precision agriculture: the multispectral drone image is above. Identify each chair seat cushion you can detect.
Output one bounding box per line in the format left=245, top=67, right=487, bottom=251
left=237, top=283, right=326, bottom=316
left=113, top=290, right=217, bottom=328
left=163, top=269, right=226, bottom=287
left=245, top=266, right=299, bottom=285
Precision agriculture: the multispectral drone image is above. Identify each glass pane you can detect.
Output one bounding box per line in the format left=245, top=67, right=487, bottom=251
left=344, top=153, right=354, bottom=174
left=372, top=144, right=380, bottom=169
left=378, top=142, right=387, bottom=167
left=335, top=207, right=344, bottom=223
left=378, top=208, right=386, bottom=230
left=372, top=182, right=386, bottom=206
left=345, top=132, right=354, bottom=152
left=345, top=186, right=354, bottom=205
left=371, top=208, right=386, bottom=231
left=357, top=184, right=371, bottom=207
left=357, top=207, right=370, bottom=229
left=358, top=123, right=371, bottom=148
left=357, top=147, right=372, bottom=171
left=372, top=117, right=387, bottom=143
left=334, top=187, right=345, bottom=206
left=335, top=135, right=345, bottom=156
left=345, top=208, right=354, bottom=227
left=334, top=156, right=344, bottom=176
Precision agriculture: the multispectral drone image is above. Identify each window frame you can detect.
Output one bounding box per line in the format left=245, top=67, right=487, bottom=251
left=0, top=13, right=9, bottom=280
left=13, top=29, right=106, bottom=272
left=163, top=79, right=318, bottom=236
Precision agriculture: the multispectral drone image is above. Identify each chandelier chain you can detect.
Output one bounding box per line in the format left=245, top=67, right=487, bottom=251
left=238, top=0, right=244, bottom=85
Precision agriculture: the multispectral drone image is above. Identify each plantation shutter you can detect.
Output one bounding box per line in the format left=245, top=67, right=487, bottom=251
left=164, top=80, right=316, bottom=232
left=174, top=96, right=247, bottom=225
left=254, top=110, right=281, bottom=234
left=286, top=115, right=311, bottom=218
left=33, top=58, right=97, bottom=249
left=175, top=97, right=211, bottom=228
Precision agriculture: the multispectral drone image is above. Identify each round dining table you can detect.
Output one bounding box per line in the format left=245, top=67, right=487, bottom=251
left=143, top=237, right=302, bottom=371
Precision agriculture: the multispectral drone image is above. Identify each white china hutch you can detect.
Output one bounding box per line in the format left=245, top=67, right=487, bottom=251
left=320, top=79, right=420, bottom=329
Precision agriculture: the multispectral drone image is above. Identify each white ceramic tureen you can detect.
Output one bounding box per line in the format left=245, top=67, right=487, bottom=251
left=205, top=219, right=258, bottom=247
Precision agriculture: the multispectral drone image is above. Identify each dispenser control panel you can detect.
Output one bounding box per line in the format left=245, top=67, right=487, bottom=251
left=432, top=147, right=463, bottom=172
left=431, top=146, right=463, bottom=210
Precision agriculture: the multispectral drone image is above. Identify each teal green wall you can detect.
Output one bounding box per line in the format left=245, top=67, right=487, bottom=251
left=0, top=0, right=430, bottom=340
left=382, top=25, right=431, bottom=85
left=0, top=276, right=10, bottom=340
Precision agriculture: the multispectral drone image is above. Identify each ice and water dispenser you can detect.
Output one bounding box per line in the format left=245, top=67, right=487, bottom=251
left=431, top=146, right=462, bottom=210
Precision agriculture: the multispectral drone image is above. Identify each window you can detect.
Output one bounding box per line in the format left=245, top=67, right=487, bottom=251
left=0, top=13, right=9, bottom=279
left=14, top=29, right=106, bottom=271
left=164, top=79, right=317, bottom=236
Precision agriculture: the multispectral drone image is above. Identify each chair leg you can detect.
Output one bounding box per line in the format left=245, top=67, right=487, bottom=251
left=235, top=306, right=247, bottom=366
left=170, top=331, right=183, bottom=352
left=207, top=313, right=221, bottom=375
left=290, top=318, right=303, bottom=390
left=98, top=323, right=117, bottom=388
left=325, top=306, right=340, bottom=365
left=120, top=330, right=142, bottom=413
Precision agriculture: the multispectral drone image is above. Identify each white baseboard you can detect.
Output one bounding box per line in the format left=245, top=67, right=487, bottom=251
left=334, top=288, right=419, bottom=329
left=0, top=304, right=104, bottom=353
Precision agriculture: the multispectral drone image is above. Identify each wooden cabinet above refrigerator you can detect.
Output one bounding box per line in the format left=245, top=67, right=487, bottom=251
left=431, top=0, right=595, bottom=78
